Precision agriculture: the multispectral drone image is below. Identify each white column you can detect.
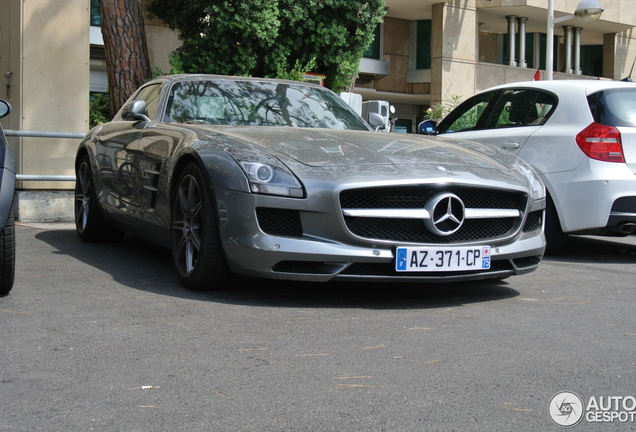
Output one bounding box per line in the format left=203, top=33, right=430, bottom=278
left=507, top=15, right=518, bottom=67
left=563, top=25, right=573, bottom=74
left=574, top=27, right=583, bottom=74
left=546, top=0, right=555, bottom=80
left=517, top=17, right=528, bottom=68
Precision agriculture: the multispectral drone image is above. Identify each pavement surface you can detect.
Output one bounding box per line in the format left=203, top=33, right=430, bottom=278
left=2, top=223, right=636, bottom=431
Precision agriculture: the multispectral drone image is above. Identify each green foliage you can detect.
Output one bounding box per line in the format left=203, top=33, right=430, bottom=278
left=89, top=93, right=111, bottom=128
left=276, top=58, right=318, bottom=83
left=428, top=95, right=489, bottom=133
left=424, top=95, right=463, bottom=122
left=449, top=107, right=481, bottom=133
left=145, top=0, right=386, bottom=91
left=150, top=66, right=166, bottom=79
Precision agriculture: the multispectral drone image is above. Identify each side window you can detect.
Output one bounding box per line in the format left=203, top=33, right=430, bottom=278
left=533, top=91, right=558, bottom=125
left=486, top=89, right=556, bottom=128
left=437, top=91, right=498, bottom=134
left=133, top=84, right=162, bottom=120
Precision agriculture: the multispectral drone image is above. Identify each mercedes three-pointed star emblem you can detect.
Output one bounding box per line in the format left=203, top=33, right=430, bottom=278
left=424, top=192, right=465, bottom=236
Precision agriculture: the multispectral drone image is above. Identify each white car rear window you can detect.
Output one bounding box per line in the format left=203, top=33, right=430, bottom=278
left=588, top=88, right=636, bottom=127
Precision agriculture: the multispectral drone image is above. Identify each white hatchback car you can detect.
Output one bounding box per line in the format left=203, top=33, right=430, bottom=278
left=420, top=80, right=636, bottom=252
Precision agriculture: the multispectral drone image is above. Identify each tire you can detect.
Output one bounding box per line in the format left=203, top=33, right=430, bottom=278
left=544, top=194, right=568, bottom=254
left=0, top=205, right=15, bottom=296
left=75, top=154, right=125, bottom=242
left=171, top=163, right=232, bottom=290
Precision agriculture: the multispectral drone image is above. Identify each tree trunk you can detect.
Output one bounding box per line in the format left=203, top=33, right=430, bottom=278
left=99, top=0, right=152, bottom=117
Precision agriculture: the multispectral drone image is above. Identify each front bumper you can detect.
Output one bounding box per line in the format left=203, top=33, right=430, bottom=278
left=223, top=231, right=545, bottom=283
left=217, top=189, right=545, bottom=283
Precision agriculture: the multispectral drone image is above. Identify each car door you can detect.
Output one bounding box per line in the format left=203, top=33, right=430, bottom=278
left=95, top=83, right=163, bottom=209
left=95, top=119, right=145, bottom=207
left=133, top=81, right=206, bottom=230
left=472, top=89, right=556, bottom=156
left=438, top=88, right=557, bottom=157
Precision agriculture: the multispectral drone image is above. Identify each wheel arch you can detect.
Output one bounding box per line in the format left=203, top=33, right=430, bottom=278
left=538, top=176, right=566, bottom=233
left=75, top=145, right=90, bottom=168
left=74, top=126, right=101, bottom=169
left=169, top=145, right=250, bottom=198
left=75, top=143, right=104, bottom=199
left=170, top=153, right=201, bottom=195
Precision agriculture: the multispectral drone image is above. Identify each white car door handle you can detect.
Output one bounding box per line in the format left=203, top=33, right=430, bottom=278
left=502, top=142, right=520, bottom=149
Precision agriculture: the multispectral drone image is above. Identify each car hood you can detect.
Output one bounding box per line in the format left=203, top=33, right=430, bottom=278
left=200, top=126, right=511, bottom=166
left=194, top=126, right=529, bottom=187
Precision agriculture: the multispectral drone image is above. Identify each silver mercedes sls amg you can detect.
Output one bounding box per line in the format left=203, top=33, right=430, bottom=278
left=75, top=74, right=546, bottom=290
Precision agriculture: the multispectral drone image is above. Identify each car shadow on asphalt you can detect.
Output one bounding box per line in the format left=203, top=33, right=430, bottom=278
left=544, top=234, right=636, bottom=264
left=32, top=228, right=520, bottom=310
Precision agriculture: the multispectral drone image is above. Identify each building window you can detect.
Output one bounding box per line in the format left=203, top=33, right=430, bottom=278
left=416, top=20, right=431, bottom=70
left=91, top=0, right=101, bottom=26
left=363, top=24, right=381, bottom=60
left=581, top=45, right=603, bottom=77
left=524, top=33, right=536, bottom=69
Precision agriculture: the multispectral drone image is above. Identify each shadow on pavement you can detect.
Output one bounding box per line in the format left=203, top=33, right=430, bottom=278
left=545, top=234, right=636, bottom=264
left=31, top=227, right=520, bottom=310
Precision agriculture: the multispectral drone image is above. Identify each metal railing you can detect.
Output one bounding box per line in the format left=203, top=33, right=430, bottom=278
left=4, top=130, right=83, bottom=182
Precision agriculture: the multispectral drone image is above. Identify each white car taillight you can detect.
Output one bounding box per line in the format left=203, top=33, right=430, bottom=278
left=575, top=122, right=625, bottom=163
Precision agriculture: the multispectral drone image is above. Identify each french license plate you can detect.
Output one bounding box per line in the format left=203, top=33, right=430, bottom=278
left=395, top=246, right=491, bottom=272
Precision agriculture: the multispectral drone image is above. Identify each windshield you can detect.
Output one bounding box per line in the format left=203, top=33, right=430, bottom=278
left=164, top=79, right=371, bottom=131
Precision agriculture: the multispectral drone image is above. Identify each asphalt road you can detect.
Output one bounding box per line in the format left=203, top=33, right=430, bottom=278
left=2, top=223, right=636, bottom=431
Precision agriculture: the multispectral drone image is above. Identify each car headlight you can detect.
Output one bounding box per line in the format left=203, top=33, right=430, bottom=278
left=515, top=159, right=545, bottom=201
left=227, top=149, right=305, bottom=198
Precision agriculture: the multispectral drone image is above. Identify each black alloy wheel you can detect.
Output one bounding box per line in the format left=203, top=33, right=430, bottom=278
left=171, top=163, right=231, bottom=290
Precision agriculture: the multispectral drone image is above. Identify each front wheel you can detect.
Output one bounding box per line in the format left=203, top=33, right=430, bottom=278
left=75, top=154, right=124, bottom=242
left=171, top=163, right=232, bottom=290
left=0, top=205, right=15, bottom=296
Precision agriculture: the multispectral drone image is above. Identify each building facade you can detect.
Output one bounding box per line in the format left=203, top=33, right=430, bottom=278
left=0, top=0, right=634, bottom=199
left=357, top=0, right=636, bottom=133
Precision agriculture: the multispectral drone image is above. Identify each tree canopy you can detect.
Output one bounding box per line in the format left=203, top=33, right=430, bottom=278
left=145, top=0, right=386, bottom=91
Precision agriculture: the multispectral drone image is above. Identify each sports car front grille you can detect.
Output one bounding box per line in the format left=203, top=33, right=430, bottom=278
left=344, top=217, right=517, bottom=243
left=340, top=185, right=527, bottom=244
left=340, top=186, right=522, bottom=209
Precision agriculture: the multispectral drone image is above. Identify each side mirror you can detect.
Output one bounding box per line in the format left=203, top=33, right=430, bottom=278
left=124, top=100, right=151, bottom=122
left=418, top=120, right=437, bottom=135
left=368, top=112, right=387, bottom=131
left=0, top=100, right=11, bottom=119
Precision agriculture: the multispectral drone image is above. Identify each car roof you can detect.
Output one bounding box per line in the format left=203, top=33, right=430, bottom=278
left=146, top=74, right=324, bottom=89
left=486, top=79, right=636, bottom=94
left=482, top=80, right=636, bottom=94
